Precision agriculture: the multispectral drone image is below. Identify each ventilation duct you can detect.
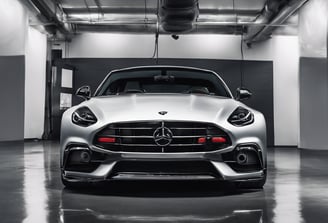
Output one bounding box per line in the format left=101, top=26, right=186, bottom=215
left=18, top=0, right=71, bottom=38
left=159, top=0, right=199, bottom=34
left=245, top=0, right=308, bottom=44
left=73, top=23, right=242, bottom=35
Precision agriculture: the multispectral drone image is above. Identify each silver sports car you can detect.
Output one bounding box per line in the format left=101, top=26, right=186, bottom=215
left=60, top=66, right=267, bottom=188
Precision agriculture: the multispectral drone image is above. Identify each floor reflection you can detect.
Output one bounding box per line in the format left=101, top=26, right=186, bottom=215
left=273, top=149, right=304, bottom=223
left=0, top=141, right=25, bottom=223
left=23, top=142, right=49, bottom=223
left=300, top=149, right=328, bottom=223
left=1, top=141, right=328, bottom=223
left=60, top=181, right=265, bottom=223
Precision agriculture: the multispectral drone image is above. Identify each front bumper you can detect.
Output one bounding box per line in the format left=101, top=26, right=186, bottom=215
left=62, top=145, right=266, bottom=183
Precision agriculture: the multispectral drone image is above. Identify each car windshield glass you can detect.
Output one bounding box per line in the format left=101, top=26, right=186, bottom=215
left=96, top=68, right=231, bottom=97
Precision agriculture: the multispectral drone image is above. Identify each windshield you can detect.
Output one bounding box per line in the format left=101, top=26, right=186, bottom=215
left=95, top=67, right=231, bottom=98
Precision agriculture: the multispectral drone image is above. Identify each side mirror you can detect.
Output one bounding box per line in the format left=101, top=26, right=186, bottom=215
left=236, top=87, right=252, bottom=101
left=76, top=86, right=91, bottom=100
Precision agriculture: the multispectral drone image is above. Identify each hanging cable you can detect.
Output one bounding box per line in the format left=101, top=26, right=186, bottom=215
left=144, top=0, right=148, bottom=23
left=150, top=34, right=158, bottom=60
left=232, top=0, right=237, bottom=34
left=151, top=0, right=160, bottom=64
left=233, top=0, right=245, bottom=88
left=240, top=30, right=245, bottom=88
left=83, top=0, right=92, bottom=22
left=156, top=20, right=159, bottom=64
left=151, top=22, right=159, bottom=64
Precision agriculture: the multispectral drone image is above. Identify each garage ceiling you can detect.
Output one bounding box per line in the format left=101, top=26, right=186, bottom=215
left=22, top=0, right=308, bottom=43
left=62, top=0, right=263, bottom=24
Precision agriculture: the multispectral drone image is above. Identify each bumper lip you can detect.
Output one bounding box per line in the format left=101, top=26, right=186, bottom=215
left=89, top=145, right=235, bottom=157
left=63, top=160, right=265, bottom=183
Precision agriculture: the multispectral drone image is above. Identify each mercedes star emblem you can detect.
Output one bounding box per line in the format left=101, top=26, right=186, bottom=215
left=153, top=122, right=173, bottom=147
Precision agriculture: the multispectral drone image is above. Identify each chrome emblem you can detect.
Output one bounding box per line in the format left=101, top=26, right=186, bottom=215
left=158, top=111, right=168, bottom=115
left=153, top=122, right=173, bottom=147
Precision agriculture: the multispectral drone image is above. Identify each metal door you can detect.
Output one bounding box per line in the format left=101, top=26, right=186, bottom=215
left=49, top=65, right=75, bottom=139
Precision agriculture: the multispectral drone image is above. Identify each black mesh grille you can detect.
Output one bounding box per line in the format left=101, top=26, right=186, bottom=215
left=110, top=161, right=220, bottom=177
left=94, top=121, right=231, bottom=153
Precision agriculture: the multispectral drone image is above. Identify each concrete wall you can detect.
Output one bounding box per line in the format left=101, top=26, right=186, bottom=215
left=66, top=33, right=300, bottom=146
left=0, top=0, right=27, bottom=141
left=299, top=58, right=328, bottom=150
left=0, top=56, right=25, bottom=141
left=298, top=0, right=328, bottom=150
left=24, top=27, right=47, bottom=139
left=0, top=0, right=47, bottom=141
left=299, top=0, right=327, bottom=58
left=0, top=0, right=27, bottom=56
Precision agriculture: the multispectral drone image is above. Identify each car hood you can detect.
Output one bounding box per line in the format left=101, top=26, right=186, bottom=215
left=80, top=94, right=243, bottom=125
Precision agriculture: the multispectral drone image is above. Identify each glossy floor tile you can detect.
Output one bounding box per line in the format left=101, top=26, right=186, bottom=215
left=0, top=141, right=328, bottom=223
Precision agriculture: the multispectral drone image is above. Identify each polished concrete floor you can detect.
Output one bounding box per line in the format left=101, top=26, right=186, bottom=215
left=0, top=141, right=328, bottom=223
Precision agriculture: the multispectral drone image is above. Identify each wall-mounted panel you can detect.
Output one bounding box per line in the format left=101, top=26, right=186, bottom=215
left=0, top=56, right=25, bottom=141
left=299, top=57, right=328, bottom=150
left=24, top=27, right=47, bottom=139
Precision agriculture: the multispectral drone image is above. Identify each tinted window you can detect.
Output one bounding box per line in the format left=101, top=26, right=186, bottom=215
left=96, top=68, right=231, bottom=98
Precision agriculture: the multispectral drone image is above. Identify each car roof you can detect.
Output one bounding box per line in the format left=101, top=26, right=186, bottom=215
left=110, top=65, right=216, bottom=74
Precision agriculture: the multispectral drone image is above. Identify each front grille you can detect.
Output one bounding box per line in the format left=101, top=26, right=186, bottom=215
left=94, top=121, right=231, bottom=153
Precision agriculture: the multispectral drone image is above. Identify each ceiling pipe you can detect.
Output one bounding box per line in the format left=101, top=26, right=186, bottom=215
left=244, top=0, right=284, bottom=41
left=24, top=0, right=72, bottom=38
left=21, top=0, right=304, bottom=39
left=18, top=0, right=48, bottom=22
left=73, top=23, right=242, bottom=35
left=245, top=0, right=308, bottom=44
left=248, top=0, right=308, bottom=43
left=18, top=0, right=63, bottom=38
left=63, top=15, right=262, bottom=26
left=63, top=7, right=260, bottom=16
left=73, top=24, right=157, bottom=34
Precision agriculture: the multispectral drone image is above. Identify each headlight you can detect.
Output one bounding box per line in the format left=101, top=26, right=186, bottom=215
left=72, top=107, right=97, bottom=127
left=228, top=107, right=254, bottom=126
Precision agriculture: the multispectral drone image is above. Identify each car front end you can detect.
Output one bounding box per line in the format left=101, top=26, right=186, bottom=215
left=60, top=66, right=267, bottom=188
